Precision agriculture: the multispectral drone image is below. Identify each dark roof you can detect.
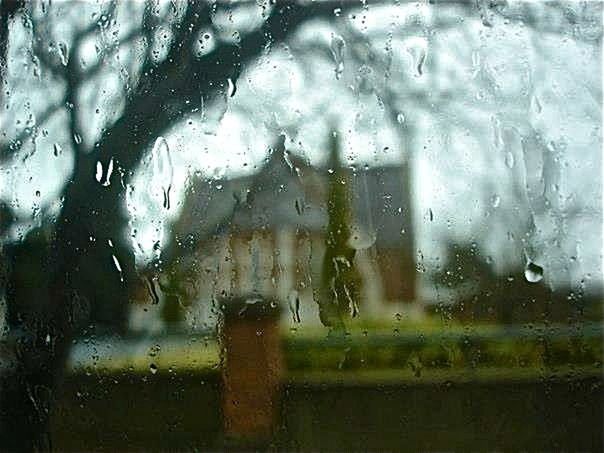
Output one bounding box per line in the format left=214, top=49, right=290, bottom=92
left=168, top=139, right=415, bottom=264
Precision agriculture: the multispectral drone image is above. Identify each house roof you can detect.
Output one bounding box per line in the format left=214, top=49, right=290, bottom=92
left=167, top=138, right=415, bottom=265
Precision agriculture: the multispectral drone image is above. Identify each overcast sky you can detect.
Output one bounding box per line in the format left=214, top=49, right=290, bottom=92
left=1, top=0, right=601, bottom=296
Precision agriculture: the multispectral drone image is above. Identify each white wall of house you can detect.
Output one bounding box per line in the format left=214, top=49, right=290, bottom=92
left=127, top=227, right=420, bottom=333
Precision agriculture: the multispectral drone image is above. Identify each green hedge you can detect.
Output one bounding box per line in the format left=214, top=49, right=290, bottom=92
left=284, top=323, right=603, bottom=373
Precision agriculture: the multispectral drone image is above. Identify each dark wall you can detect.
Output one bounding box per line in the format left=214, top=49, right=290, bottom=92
left=51, top=372, right=602, bottom=451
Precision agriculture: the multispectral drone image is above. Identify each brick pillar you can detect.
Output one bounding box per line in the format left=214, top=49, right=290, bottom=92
left=220, top=296, right=283, bottom=449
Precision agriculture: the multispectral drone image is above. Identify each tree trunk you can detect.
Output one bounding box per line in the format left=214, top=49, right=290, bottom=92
left=0, top=2, right=349, bottom=448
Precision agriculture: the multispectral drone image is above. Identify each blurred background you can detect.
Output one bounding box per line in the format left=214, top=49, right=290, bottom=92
left=0, top=0, right=602, bottom=451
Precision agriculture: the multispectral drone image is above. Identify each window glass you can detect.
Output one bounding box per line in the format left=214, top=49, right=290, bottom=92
left=0, top=1, right=601, bottom=450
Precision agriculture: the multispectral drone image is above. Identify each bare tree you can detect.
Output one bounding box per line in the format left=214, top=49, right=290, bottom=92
left=0, top=0, right=598, bottom=449
left=0, top=1, right=368, bottom=448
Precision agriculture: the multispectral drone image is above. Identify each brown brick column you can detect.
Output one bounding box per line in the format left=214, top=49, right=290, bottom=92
left=220, top=297, right=283, bottom=449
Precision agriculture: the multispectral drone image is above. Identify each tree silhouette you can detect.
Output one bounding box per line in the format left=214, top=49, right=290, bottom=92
left=0, top=1, right=370, bottom=448
left=0, top=0, right=598, bottom=448
left=319, top=131, right=361, bottom=329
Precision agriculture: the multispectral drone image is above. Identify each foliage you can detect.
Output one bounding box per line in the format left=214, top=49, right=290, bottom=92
left=430, top=241, right=603, bottom=324
left=284, top=322, right=603, bottom=374
left=318, top=131, right=362, bottom=329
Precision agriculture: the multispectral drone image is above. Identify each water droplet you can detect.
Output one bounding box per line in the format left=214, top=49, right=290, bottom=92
left=396, top=113, right=405, bottom=124
left=505, top=151, right=515, bottom=168
left=532, top=95, right=542, bottom=114
left=491, top=116, right=503, bottom=150
left=245, top=297, right=261, bottom=306
left=227, top=77, right=236, bottom=97
left=73, top=132, right=82, bottom=144
left=490, top=194, right=500, bottom=208
left=53, top=143, right=62, bottom=156
left=330, top=34, right=345, bottom=80
left=58, top=41, right=69, bottom=66
left=348, top=227, right=376, bottom=250
left=289, top=291, right=301, bottom=323
left=294, top=198, right=304, bottom=215
left=96, top=158, right=114, bottom=186
left=31, top=55, right=41, bottom=79
left=112, top=254, right=124, bottom=282
left=103, top=157, right=114, bottom=187
left=471, top=50, right=480, bottom=69
left=148, top=344, right=161, bottom=358
left=152, top=137, right=173, bottom=210
left=146, top=276, right=160, bottom=305
left=162, top=186, right=171, bottom=210
left=407, top=41, right=427, bottom=77
left=355, top=64, right=374, bottom=94
left=524, top=261, right=543, bottom=283
left=95, top=161, right=103, bottom=183
left=149, top=363, right=158, bottom=374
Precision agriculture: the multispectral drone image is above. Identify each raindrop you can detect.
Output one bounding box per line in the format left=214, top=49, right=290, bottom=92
left=227, top=78, right=236, bottom=97
left=95, top=158, right=114, bottom=186
left=524, top=261, right=544, bottom=283
left=31, top=55, right=41, bottom=79
left=415, top=51, right=426, bottom=76
left=505, top=151, right=515, bottom=168
left=95, top=161, right=103, bottom=183
left=152, top=137, right=173, bottom=210
left=477, top=0, right=493, bottom=27
left=348, top=227, right=376, bottom=250
left=294, top=198, right=304, bottom=216
left=103, top=157, right=114, bottom=187
left=53, top=143, right=62, bottom=156
left=532, top=95, right=542, bottom=114
left=490, top=194, right=500, bottom=208
left=146, top=276, right=160, bottom=304
left=289, top=291, right=301, bottom=323
left=471, top=50, right=480, bottom=79
left=355, top=64, right=374, bottom=94
left=58, top=41, right=69, bottom=66
left=330, top=34, right=345, bottom=80
left=163, top=187, right=171, bottom=210
left=396, top=113, right=405, bottom=124
left=282, top=148, right=294, bottom=171
left=407, top=41, right=427, bottom=77
left=244, top=298, right=260, bottom=306
left=491, top=116, right=503, bottom=150
left=112, top=254, right=124, bottom=282
left=73, top=132, right=82, bottom=145
left=149, top=363, right=158, bottom=374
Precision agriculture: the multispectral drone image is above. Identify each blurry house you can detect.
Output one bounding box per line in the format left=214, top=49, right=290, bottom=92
left=130, top=139, right=417, bottom=331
